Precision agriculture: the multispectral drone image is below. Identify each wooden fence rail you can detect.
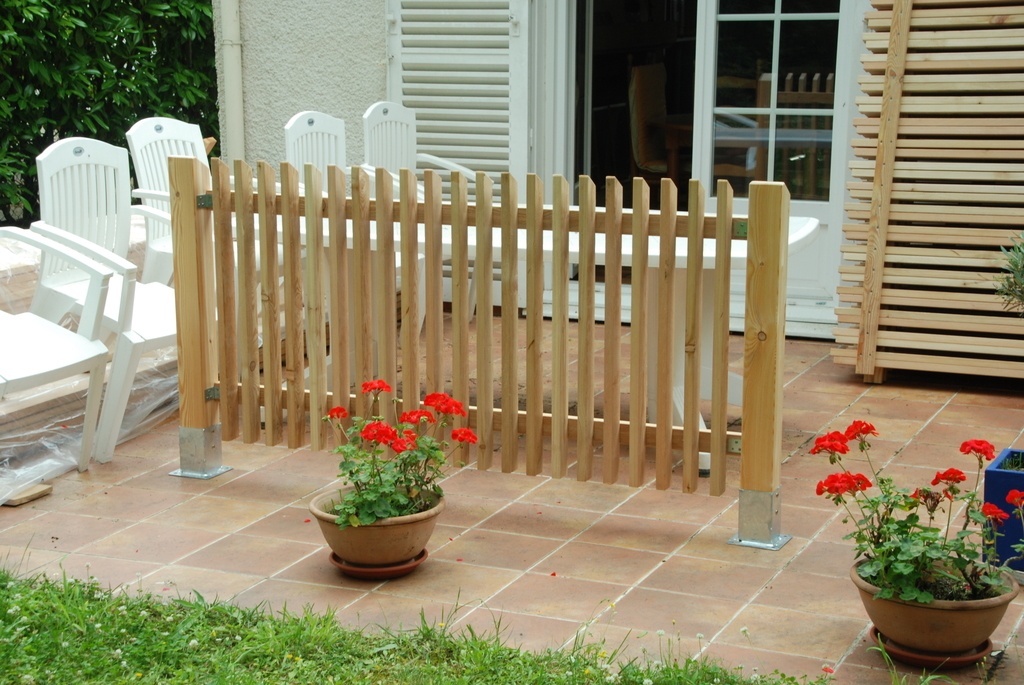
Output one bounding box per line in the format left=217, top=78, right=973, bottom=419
left=169, top=157, right=791, bottom=547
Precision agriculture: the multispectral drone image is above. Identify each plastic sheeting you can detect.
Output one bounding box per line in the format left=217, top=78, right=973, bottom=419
left=0, top=230, right=179, bottom=505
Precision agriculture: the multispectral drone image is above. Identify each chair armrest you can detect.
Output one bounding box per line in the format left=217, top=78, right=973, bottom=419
left=132, top=188, right=171, bottom=204
left=31, top=221, right=138, bottom=332
left=416, top=153, right=476, bottom=179
left=2, top=226, right=114, bottom=341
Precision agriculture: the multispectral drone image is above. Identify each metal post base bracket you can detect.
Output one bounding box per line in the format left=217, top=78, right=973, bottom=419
left=728, top=488, right=791, bottom=551
left=171, top=425, right=231, bottom=479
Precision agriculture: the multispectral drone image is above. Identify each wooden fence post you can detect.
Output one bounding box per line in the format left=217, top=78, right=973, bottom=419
left=169, top=155, right=230, bottom=479
left=731, top=181, right=790, bottom=549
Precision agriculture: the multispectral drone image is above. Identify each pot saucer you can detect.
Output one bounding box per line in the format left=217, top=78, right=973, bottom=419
left=869, top=627, right=993, bottom=670
left=328, top=549, right=428, bottom=580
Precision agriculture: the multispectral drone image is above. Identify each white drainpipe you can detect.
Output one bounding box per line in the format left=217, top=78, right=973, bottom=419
left=219, top=0, right=246, bottom=161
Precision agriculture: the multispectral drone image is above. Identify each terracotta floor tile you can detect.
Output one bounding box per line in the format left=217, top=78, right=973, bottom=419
left=718, top=604, right=867, bottom=662
left=675, top=524, right=805, bottom=568
left=520, top=477, right=637, bottom=512
left=754, top=570, right=869, bottom=621
left=431, top=528, right=563, bottom=570
left=536, top=541, right=664, bottom=585
left=487, top=573, right=626, bottom=623
left=334, top=593, right=469, bottom=633
left=141, top=565, right=263, bottom=603
left=455, top=608, right=583, bottom=652
left=437, top=493, right=513, bottom=528
left=373, top=557, right=521, bottom=606
left=77, top=521, right=225, bottom=564
left=613, top=488, right=734, bottom=524
left=641, top=555, right=776, bottom=601
left=599, top=586, right=744, bottom=639
left=575, top=514, right=700, bottom=553
left=475, top=501, right=602, bottom=538
left=237, top=505, right=325, bottom=544
left=122, top=466, right=245, bottom=494
left=0, top=511, right=127, bottom=553
left=59, top=486, right=193, bottom=521
left=701, top=642, right=839, bottom=683
left=439, top=467, right=546, bottom=501
left=177, top=534, right=321, bottom=576
left=0, top=545, right=65, bottom=576
left=159, top=496, right=284, bottom=533
left=205, top=468, right=325, bottom=505
left=35, top=553, right=163, bottom=591
left=232, top=577, right=366, bottom=617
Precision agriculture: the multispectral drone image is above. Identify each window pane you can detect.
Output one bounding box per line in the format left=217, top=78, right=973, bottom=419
left=778, top=19, right=835, bottom=83
left=773, top=115, right=833, bottom=200
left=716, top=21, right=773, bottom=107
left=713, top=117, right=765, bottom=198
left=719, top=0, right=775, bottom=14
left=783, top=0, right=840, bottom=12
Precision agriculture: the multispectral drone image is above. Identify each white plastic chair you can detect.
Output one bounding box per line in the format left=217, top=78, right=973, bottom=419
left=362, top=101, right=476, bottom=197
left=285, top=111, right=347, bottom=177
left=126, top=116, right=210, bottom=285
left=31, top=137, right=163, bottom=335
left=0, top=226, right=115, bottom=471
left=31, top=137, right=178, bottom=464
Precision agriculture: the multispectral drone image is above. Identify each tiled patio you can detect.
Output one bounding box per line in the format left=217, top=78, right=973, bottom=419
left=2, top=337, right=1023, bottom=684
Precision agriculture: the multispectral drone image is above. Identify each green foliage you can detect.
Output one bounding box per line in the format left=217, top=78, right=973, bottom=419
left=996, top=232, right=1024, bottom=316
left=0, top=0, right=217, bottom=225
left=0, top=569, right=832, bottom=684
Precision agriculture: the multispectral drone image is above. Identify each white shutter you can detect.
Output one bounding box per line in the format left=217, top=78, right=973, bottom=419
left=386, top=0, right=529, bottom=184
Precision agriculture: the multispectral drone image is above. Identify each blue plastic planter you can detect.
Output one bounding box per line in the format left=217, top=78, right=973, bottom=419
left=984, top=447, right=1024, bottom=575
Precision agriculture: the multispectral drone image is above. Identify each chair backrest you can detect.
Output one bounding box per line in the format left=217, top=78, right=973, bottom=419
left=628, top=64, right=668, bottom=172
left=126, top=117, right=208, bottom=211
left=35, top=137, right=134, bottom=278
left=285, top=110, right=347, bottom=177
left=363, top=101, right=418, bottom=173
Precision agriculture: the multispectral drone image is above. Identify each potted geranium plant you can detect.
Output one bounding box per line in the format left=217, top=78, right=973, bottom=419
left=813, top=420, right=1024, bottom=667
left=308, top=379, right=477, bottom=579
left=986, top=232, right=1024, bottom=578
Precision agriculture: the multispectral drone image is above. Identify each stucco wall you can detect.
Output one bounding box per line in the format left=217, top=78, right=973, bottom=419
left=213, top=0, right=387, bottom=167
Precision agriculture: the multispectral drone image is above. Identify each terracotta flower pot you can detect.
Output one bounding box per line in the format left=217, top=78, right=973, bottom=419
left=850, top=561, right=1019, bottom=656
left=308, top=489, right=445, bottom=569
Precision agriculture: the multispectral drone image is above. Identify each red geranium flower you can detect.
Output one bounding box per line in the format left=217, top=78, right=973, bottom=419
left=326, top=406, right=349, bottom=420
left=809, top=431, right=850, bottom=456
left=390, top=437, right=416, bottom=453
left=424, top=392, right=467, bottom=417
left=400, top=409, right=436, bottom=425
left=360, top=420, right=398, bottom=445
left=361, top=379, right=392, bottom=394
left=960, top=439, right=996, bottom=463
left=931, top=468, right=967, bottom=487
left=844, top=420, right=878, bottom=441
left=1006, top=489, right=1024, bottom=508
left=982, top=502, right=1010, bottom=525
left=451, top=427, right=478, bottom=444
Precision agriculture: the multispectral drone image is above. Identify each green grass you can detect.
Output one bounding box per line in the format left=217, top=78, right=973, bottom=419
left=0, top=567, right=831, bottom=685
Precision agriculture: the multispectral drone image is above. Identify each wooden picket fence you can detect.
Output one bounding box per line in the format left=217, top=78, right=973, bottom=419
left=168, top=157, right=790, bottom=503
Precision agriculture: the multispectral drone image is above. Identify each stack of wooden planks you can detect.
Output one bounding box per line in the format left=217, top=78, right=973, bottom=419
left=833, top=0, right=1024, bottom=380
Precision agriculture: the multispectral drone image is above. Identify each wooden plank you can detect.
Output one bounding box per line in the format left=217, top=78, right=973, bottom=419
left=303, top=164, right=327, bottom=451
left=742, top=182, right=789, bottom=494
left=867, top=6, right=1024, bottom=31
left=256, top=162, right=282, bottom=445
left=681, top=179, right=702, bottom=493
left=857, top=94, right=1024, bottom=114
left=351, top=167, right=374, bottom=417
left=859, top=72, right=1024, bottom=94
left=831, top=348, right=1024, bottom=378
left=326, top=166, right=350, bottom=416
left=655, top=179, right=677, bottom=491
left=473, top=172, right=494, bottom=471
left=857, top=0, right=912, bottom=377
left=575, top=175, right=597, bottom=482
left=860, top=51, right=1024, bottom=73
left=211, top=158, right=238, bottom=442
left=710, top=180, right=732, bottom=497
left=602, top=178, right=624, bottom=484
left=863, top=28, right=1024, bottom=51
left=499, top=173, right=519, bottom=473
left=279, top=163, right=306, bottom=448
left=233, top=160, right=260, bottom=444
left=450, top=169, right=470, bottom=455
left=550, top=175, right=571, bottom=478
left=399, top=168, right=419, bottom=409
left=628, top=178, right=650, bottom=488
left=3, top=483, right=52, bottom=506
left=525, top=174, right=544, bottom=476
left=374, top=167, right=398, bottom=417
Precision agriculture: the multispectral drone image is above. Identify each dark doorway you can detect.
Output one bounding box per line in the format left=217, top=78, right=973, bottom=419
left=575, top=1, right=697, bottom=208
